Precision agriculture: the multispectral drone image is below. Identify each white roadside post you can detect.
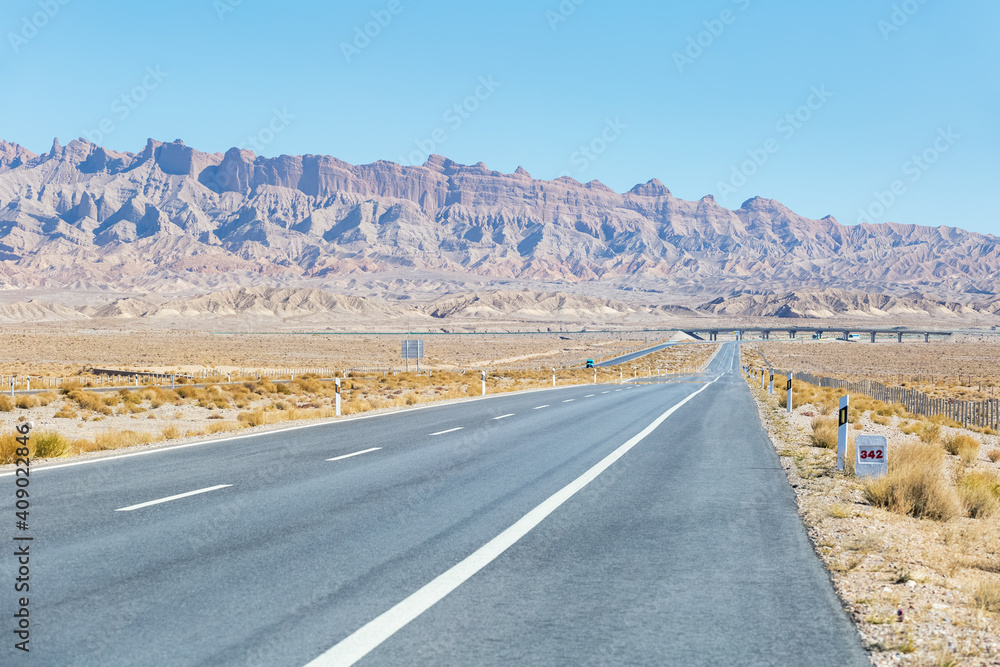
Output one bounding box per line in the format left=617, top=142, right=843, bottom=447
left=836, top=395, right=849, bottom=470
left=768, top=373, right=774, bottom=395
left=620, top=370, right=623, bottom=384
left=335, top=378, right=341, bottom=416
left=26, top=378, right=29, bottom=391
left=854, top=434, right=888, bottom=478
left=786, top=373, right=793, bottom=414
left=9, top=377, right=12, bottom=398
left=481, top=371, right=486, bottom=396
left=552, top=368, right=555, bottom=388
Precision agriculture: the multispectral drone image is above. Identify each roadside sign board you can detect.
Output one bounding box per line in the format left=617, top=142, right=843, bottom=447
left=854, top=434, right=887, bottom=479
left=401, top=339, right=424, bottom=359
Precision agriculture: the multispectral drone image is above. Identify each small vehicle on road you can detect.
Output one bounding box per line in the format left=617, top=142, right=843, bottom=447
left=586, top=359, right=594, bottom=368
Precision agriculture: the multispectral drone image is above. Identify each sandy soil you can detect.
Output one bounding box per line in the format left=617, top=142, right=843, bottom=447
left=746, top=364, right=1000, bottom=665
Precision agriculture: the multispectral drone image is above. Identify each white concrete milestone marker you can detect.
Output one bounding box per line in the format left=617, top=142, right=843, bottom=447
left=854, top=434, right=888, bottom=479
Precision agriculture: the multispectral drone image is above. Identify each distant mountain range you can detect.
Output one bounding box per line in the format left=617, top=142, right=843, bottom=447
left=1, top=286, right=997, bottom=327
left=1, top=137, right=997, bottom=301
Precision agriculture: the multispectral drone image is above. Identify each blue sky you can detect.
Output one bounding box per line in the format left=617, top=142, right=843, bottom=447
left=2, top=0, right=997, bottom=234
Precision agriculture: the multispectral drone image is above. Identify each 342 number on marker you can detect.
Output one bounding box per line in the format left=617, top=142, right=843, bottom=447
left=858, top=448, right=884, bottom=460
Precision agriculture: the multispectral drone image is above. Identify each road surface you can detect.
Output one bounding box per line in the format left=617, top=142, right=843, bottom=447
left=1, top=342, right=867, bottom=666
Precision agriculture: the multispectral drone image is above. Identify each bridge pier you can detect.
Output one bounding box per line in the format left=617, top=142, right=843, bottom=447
left=870, top=331, right=876, bottom=343
left=789, top=330, right=796, bottom=339
left=925, top=333, right=930, bottom=343
left=898, top=332, right=903, bottom=343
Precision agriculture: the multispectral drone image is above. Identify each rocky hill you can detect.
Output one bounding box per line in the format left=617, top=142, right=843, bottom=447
left=1, top=286, right=996, bottom=327
left=0, top=137, right=997, bottom=300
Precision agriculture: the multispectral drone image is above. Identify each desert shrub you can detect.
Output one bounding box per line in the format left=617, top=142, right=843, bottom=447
left=975, top=580, right=1000, bottom=612
left=957, top=470, right=1000, bottom=519
left=292, top=377, right=323, bottom=394
left=34, top=392, right=57, bottom=407
left=90, top=430, right=154, bottom=451
left=53, top=406, right=78, bottom=419
left=919, top=423, right=941, bottom=445
left=0, top=432, right=23, bottom=464
left=118, top=389, right=143, bottom=405
left=160, top=425, right=181, bottom=440
left=0, top=396, right=14, bottom=412
left=237, top=409, right=268, bottom=427
left=987, top=449, right=1000, bottom=463
left=207, top=421, right=241, bottom=434
left=16, top=395, right=40, bottom=409
left=863, top=441, right=961, bottom=521
left=274, top=383, right=293, bottom=395
left=32, top=431, right=68, bottom=458
left=943, top=433, right=980, bottom=464
left=67, top=390, right=112, bottom=414
left=809, top=416, right=838, bottom=449
left=175, top=386, right=205, bottom=400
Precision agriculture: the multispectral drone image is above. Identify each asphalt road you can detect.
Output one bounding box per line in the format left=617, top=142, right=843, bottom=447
left=1, top=342, right=868, bottom=666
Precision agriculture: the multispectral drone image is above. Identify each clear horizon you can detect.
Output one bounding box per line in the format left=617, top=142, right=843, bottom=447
left=2, top=0, right=996, bottom=234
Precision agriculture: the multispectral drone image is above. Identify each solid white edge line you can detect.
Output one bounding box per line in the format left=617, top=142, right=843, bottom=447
left=0, top=382, right=603, bottom=478
left=304, top=375, right=720, bottom=667
left=115, top=484, right=231, bottom=512
left=326, top=447, right=382, bottom=462
left=429, top=427, right=463, bottom=436
left=492, top=414, right=515, bottom=420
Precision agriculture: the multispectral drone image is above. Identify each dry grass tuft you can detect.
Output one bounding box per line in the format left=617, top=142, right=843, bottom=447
left=863, top=441, right=961, bottom=521
left=0, top=395, right=13, bottom=412
left=809, top=416, right=838, bottom=449
left=160, top=425, right=181, bottom=440
left=943, top=433, right=980, bottom=464
left=974, top=580, right=1000, bottom=613
left=987, top=448, right=1000, bottom=463
left=15, top=395, right=40, bottom=409
left=32, top=431, right=69, bottom=458
left=957, top=470, right=1000, bottom=519
left=0, top=432, right=23, bottom=463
